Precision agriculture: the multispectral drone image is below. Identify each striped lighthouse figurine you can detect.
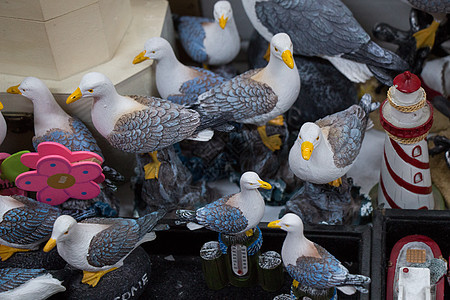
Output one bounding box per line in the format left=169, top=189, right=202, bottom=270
left=378, top=71, right=434, bottom=209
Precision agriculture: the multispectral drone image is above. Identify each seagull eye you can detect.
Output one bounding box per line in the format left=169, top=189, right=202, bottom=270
left=64, top=231, right=69, bottom=235
left=88, top=89, right=93, bottom=93
left=316, top=136, right=319, bottom=141
left=274, top=47, right=278, bottom=52
left=152, top=51, right=155, bottom=54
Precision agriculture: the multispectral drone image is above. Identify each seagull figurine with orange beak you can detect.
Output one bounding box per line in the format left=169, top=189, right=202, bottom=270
left=195, top=32, right=300, bottom=151
left=174, top=0, right=240, bottom=67
left=288, top=94, right=377, bottom=186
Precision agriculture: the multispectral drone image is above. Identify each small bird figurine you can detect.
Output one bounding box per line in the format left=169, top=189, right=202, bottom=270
left=133, top=37, right=226, bottom=105
left=0, top=268, right=67, bottom=300
left=402, top=0, right=450, bottom=49
left=195, top=32, right=300, bottom=151
left=7, top=77, right=103, bottom=158
left=174, top=0, right=240, bottom=67
left=0, top=100, right=6, bottom=146
left=268, top=213, right=371, bottom=296
left=176, top=171, right=271, bottom=236
left=242, top=0, right=408, bottom=85
left=43, top=210, right=165, bottom=287
left=289, top=94, right=377, bottom=187
left=66, top=72, right=213, bottom=179
left=0, top=195, right=96, bottom=261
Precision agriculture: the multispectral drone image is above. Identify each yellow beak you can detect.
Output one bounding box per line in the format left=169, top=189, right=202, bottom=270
left=282, top=50, right=294, bottom=69
left=67, top=87, right=82, bottom=104
left=258, top=180, right=272, bottom=190
left=43, top=238, right=56, bottom=252
left=0, top=101, right=3, bottom=110
left=219, top=15, right=228, bottom=29
left=7, top=84, right=21, bottom=95
left=267, top=219, right=281, bottom=228
left=301, top=141, right=314, bottom=160
left=133, top=50, right=150, bottom=64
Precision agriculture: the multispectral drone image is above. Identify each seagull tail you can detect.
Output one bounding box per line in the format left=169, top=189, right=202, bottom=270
left=137, top=209, right=166, bottom=235
left=176, top=209, right=197, bottom=222
left=359, top=93, right=379, bottom=116
left=339, top=273, right=371, bottom=293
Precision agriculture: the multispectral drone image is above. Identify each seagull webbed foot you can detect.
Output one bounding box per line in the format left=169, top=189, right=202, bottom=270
left=267, top=115, right=284, bottom=126
left=0, top=245, right=31, bottom=261
left=257, top=125, right=282, bottom=152
left=144, top=151, right=161, bottom=180
left=328, top=177, right=342, bottom=187
left=82, top=267, right=118, bottom=287
left=413, top=19, right=439, bottom=49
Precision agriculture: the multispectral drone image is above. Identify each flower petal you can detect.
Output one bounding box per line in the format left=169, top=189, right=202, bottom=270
left=37, top=142, right=73, bottom=161
left=36, top=156, right=71, bottom=176
left=15, top=171, right=48, bottom=191
left=65, top=182, right=101, bottom=200
left=37, top=186, right=70, bottom=205
left=93, top=174, right=105, bottom=184
left=69, top=162, right=103, bottom=183
left=20, top=153, right=41, bottom=169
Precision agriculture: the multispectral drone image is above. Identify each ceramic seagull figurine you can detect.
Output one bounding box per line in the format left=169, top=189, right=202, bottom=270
left=7, top=77, right=103, bottom=158
left=268, top=213, right=371, bottom=296
left=174, top=0, right=240, bottom=67
left=0, top=100, right=6, bottom=146
left=242, top=0, right=409, bottom=85
left=288, top=94, right=377, bottom=187
left=66, top=72, right=213, bottom=179
left=43, top=210, right=165, bottom=287
left=0, top=268, right=66, bottom=300
left=176, top=171, right=271, bottom=236
left=195, top=32, right=300, bottom=151
left=402, top=0, right=450, bottom=49
left=133, top=37, right=226, bottom=105
left=0, top=195, right=95, bottom=261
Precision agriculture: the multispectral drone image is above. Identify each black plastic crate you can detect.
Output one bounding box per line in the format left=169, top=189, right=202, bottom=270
left=371, top=209, right=450, bottom=299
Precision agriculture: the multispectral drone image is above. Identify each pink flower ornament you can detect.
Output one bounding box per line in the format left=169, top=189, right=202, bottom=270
left=15, top=143, right=105, bottom=206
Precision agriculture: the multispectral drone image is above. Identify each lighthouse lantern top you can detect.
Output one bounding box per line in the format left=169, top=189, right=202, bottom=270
left=393, top=71, right=421, bottom=93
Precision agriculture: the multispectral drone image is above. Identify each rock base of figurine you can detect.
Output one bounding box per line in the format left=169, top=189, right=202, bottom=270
left=291, top=283, right=337, bottom=300
left=0, top=246, right=66, bottom=270
left=285, top=176, right=367, bottom=225
left=55, top=246, right=151, bottom=300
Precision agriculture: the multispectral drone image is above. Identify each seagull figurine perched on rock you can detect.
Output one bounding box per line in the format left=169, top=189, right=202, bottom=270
left=43, top=210, right=165, bottom=287
left=268, top=213, right=371, bottom=297
left=7, top=77, right=103, bottom=158
left=174, top=0, right=240, bottom=67
left=195, top=32, right=300, bottom=151
left=66, top=72, right=213, bottom=179
left=0, top=195, right=95, bottom=261
left=176, top=171, right=271, bottom=237
left=0, top=268, right=67, bottom=300
left=289, top=94, right=378, bottom=187
left=133, top=37, right=226, bottom=105
left=242, top=0, right=409, bottom=85
left=402, top=0, right=450, bottom=49
left=0, top=100, right=6, bottom=146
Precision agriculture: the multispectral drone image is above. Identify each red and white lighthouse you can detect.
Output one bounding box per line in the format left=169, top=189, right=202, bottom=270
left=378, top=71, right=434, bottom=209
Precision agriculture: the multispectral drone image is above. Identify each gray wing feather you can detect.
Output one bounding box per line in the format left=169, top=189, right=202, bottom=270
left=316, top=104, right=367, bottom=168
left=107, top=96, right=200, bottom=153
left=198, top=69, right=278, bottom=122
left=255, top=0, right=369, bottom=56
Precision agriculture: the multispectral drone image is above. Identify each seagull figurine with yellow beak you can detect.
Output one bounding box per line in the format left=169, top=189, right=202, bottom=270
left=66, top=72, right=213, bottom=179
left=174, top=0, right=240, bottom=67
left=268, top=213, right=370, bottom=296
left=176, top=171, right=271, bottom=237
left=43, top=210, right=165, bottom=287
left=288, top=94, right=377, bottom=187
left=132, top=37, right=226, bottom=105
left=195, top=32, right=300, bottom=151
